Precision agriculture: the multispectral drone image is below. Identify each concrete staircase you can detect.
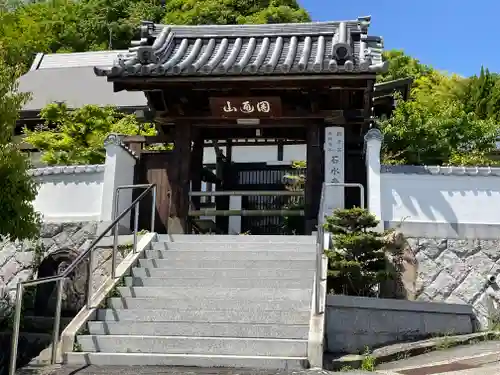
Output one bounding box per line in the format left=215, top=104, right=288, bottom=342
left=64, top=234, right=317, bottom=369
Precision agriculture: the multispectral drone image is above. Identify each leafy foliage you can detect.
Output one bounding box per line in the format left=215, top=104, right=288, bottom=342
left=162, top=0, right=310, bottom=25
left=0, top=58, right=40, bottom=240
left=0, top=0, right=310, bottom=72
left=378, top=49, right=432, bottom=83
left=281, top=160, right=305, bottom=234
left=324, top=208, right=390, bottom=296
left=24, top=104, right=159, bottom=165
left=379, top=55, right=500, bottom=166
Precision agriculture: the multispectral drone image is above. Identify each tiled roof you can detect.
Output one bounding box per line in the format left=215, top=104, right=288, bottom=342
left=19, top=52, right=147, bottom=112
left=31, top=50, right=127, bottom=70
left=28, top=165, right=105, bottom=177
left=94, top=17, right=388, bottom=78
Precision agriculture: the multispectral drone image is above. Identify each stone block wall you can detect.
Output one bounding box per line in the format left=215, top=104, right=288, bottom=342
left=398, top=237, right=500, bottom=329
left=0, top=222, right=98, bottom=303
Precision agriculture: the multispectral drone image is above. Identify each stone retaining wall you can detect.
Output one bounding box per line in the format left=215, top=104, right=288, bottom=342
left=399, top=237, right=500, bottom=329
left=0, top=222, right=98, bottom=302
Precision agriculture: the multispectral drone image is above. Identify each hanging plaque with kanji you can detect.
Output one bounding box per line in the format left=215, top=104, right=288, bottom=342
left=209, top=97, right=282, bottom=118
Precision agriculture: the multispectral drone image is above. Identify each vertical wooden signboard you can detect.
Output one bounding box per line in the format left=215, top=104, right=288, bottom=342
left=321, top=126, right=345, bottom=222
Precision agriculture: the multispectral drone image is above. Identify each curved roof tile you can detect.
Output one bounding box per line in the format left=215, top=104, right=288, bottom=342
left=94, top=17, right=388, bottom=78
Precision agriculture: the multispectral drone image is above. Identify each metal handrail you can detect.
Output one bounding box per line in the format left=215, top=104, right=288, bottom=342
left=314, top=182, right=365, bottom=315
left=9, top=184, right=157, bottom=375
left=188, top=190, right=304, bottom=217
left=189, top=191, right=304, bottom=197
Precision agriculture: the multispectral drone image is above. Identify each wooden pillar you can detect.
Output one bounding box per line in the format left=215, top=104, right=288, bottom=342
left=305, top=123, right=324, bottom=234
left=215, top=140, right=232, bottom=233
left=190, top=129, right=204, bottom=210
left=170, top=121, right=192, bottom=234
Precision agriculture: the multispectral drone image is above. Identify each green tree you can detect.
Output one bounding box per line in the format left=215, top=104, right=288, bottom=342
left=0, top=0, right=310, bottom=71
left=0, top=59, right=40, bottom=240
left=24, top=104, right=158, bottom=165
left=378, top=49, right=433, bottom=83
left=380, top=70, right=499, bottom=166
left=162, top=0, right=310, bottom=25
left=324, top=208, right=389, bottom=296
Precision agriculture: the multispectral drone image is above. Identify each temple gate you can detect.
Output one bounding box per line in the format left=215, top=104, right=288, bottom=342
left=95, top=17, right=388, bottom=234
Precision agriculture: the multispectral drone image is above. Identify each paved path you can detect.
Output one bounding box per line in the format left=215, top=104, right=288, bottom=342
left=16, top=366, right=375, bottom=375
left=376, top=340, right=500, bottom=375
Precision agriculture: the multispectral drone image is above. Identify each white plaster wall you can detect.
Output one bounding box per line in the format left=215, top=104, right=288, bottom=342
left=381, top=172, right=500, bottom=225
left=100, top=140, right=137, bottom=231
left=31, top=168, right=104, bottom=222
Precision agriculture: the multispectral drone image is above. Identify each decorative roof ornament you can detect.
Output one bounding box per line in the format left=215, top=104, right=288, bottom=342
left=94, top=17, right=389, bottom=78
left=103, top=133, right=123, bottom=147
left=364, top=128, right=384, bottom=143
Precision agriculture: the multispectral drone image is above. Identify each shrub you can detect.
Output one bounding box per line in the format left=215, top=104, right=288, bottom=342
left=324, top=207, right=392, bottom=296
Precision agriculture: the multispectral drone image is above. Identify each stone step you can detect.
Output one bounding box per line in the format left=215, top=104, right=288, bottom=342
left=96, top=308, right=310, bottom=325
left=123, top=276, right=312, bottom=289
left=130, top=267, right=315, bottom=279
left=142, top=250, right=316, bottom=261
left=151, top=242, right=317, bottom=252
left=63, top=352, right=307, bottom=369
left=138, top=258, right=315, bottom=269
left=76, top=335, right=308, bottom=357
left=87, top=321, right=309, bottom=339
left=157, top=234, right=316, bottom=244
left=117, top=286, right=311, bottom=301
left=107, top=297, right=311, bottom=311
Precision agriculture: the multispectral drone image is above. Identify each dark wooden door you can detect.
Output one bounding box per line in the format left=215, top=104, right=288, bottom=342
left=133, top=151, right=177, bottom=233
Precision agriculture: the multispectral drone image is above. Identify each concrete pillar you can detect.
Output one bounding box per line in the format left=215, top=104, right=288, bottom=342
left=364, top=128, right=384, bottom=231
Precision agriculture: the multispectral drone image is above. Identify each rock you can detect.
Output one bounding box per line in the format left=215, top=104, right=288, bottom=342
left=0, top=242, right=17, bottom=268
left=14, top=252, right=35, bottom=268
left=405, top=236, right=500, bottom=329
left=380, top=230, right=418, bottom=300
left=1, top=259, right=21, bottom=286
left=0, top=221, right=100, bottom=308
left=447, top=239, right=481, bottom=257
left=480, top=240, right=500, bottom=261
left=6, top=269, right=33, bottom=291
left=39, top=223, right=63, bottom=238
left=419, top=239, right=448, bottom=259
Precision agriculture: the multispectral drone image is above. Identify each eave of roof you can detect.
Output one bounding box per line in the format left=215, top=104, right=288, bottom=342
left=373, top=77, right=413, bottom=94
left=94, top=16, right=388, bottom=79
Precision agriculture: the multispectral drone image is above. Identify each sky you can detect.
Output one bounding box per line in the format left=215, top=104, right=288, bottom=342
left=301, top=0, right=499, bottom=77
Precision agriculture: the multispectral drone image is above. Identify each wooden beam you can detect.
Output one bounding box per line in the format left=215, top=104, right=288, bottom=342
left=122, top=135, right=172, bottom=144
left=156, top=109, right=365, bottom=126
left=112, top=77, right=374, bottom=92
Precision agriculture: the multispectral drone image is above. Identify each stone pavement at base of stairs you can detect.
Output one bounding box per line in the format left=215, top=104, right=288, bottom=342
left=375, top=340, right=500, bottom=375
left=15, top=366, right=375, bottom=375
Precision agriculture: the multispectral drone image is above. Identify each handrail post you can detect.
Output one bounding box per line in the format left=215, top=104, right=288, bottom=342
left=111, top=221, right=118, bottom=279
left=133, top=201, right=140, bottom=253
left=9, top=283, right=23, bottom=375
left=51, top=278, right=65, bottom=364
left=113, top=189, right=120, bottom=235
left=151, top=185, right=157, bottom=232
left=86, top=250, right=94, bottom=308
